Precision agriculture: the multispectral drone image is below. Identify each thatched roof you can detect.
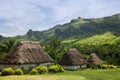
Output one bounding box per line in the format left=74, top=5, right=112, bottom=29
left=0, top=41, right=53, bottom=64
left=87, top=53, right=104, bottom=64
left=58, top=48, right=87, bottom=66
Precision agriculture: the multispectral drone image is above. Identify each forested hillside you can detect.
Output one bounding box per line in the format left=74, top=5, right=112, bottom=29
left=44, top=13, right=120, bottom=40
left=62, top=32, right=120, bottom=65
left=0, top=35, right=6, bottom=42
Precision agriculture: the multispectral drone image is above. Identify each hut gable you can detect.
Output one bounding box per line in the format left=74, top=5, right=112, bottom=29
left=0, top=41, right=53, bottom=64
left=87, top=53, right=104, bottom=64
left=59, top=48, right=85, bottom=66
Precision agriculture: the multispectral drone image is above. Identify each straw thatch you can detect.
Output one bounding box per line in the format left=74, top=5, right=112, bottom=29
left=0, top=41, right=53, bottom=64
left=87, top=53, right=104, bottom=64
left=58, top=48, right=86, bottom=66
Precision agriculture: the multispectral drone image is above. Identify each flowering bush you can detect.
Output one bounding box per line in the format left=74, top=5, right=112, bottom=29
left=35, top=66, right=48, bottom=74
left=49, top=65, right=59, bottom=73
left=57, top=64, right=65, bottom=72
left=30, top=68, right=38, bottom=75
left=1, top=68, right=14, bottom=76
left=14, top=69, right=24, bottom=75
left=101, top=64, right=115, bottom=69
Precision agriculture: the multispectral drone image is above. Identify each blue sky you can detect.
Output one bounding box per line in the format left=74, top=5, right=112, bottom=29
left=0, top=0, right=120, bottom=37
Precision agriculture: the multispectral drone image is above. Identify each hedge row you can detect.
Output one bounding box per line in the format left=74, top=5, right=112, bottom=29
left=101, top=64, right=116, bottom=69
left=0, top=65, right=65, bottom=76
left=90, top=64, right=116, bottom=69
left=30, top=65, right=65, bottom=75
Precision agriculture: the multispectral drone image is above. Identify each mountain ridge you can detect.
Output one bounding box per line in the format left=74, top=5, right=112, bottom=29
left=0, top=13, right=120, bottom=42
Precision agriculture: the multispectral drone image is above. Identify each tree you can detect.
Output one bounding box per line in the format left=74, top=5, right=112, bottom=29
left=0, top=38, right=16, bottom=58
left=45, top=36, right=64, bottom=64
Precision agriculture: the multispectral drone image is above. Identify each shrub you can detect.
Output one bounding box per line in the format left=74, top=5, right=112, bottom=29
left=49, top=65, right=59, bottom=73
left=1, top=68, right=14, bottom=76
left=30, top=68, right=38, bottom=75
left=57, top=65, right=65, bottom=72
left=108, top=65, right=115, bottom=69
left=35, top=66, right=48, bottom=74
left=101, top=64, right=108, bottom=69
left=14, top=69, right=24, bottom=75
left=101, top=64, right=115, bottom=69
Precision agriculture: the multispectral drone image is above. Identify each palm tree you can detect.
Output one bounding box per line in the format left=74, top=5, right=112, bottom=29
left=0, top=38, right=16, bottom=58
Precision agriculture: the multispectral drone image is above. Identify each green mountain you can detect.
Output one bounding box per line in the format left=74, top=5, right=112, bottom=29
left=22, top=13, right=120, bottom=42
left=1, top=13, right=120, bottom=45
left=54, top=13, right=120, bottom=39
left=0, top=35, right=6, bottom=42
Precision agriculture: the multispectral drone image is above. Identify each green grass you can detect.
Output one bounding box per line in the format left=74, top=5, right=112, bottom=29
left=0, top=75, right=85, bottom=80
left=0, top=68, right=120, bottom=80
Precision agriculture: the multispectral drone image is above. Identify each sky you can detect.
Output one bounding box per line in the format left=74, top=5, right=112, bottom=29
left=0, top=0, right=120, bottom=37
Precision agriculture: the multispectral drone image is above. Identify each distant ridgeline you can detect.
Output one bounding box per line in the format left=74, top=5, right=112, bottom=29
left=0, top=35, right=6, bottom=42
left=1, top=13, right=120, bottom=65
left=1, top=13, right=120, bottom=42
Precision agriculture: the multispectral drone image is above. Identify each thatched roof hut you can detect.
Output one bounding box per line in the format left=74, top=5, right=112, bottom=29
left=87, top=53, right=104, bottom=65
left=0, top=41, right=53, bottom=64
left=59, top=48, right=86, bottom=66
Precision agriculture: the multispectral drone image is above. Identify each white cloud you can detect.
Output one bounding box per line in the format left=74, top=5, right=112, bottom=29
left=0, top=0, right=120, bottom=36
left=1, top=22, right=25, bottom=31
left=0, top=32, right=14, bottom=37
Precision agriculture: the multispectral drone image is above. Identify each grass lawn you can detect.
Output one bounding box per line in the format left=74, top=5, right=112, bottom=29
left=0, top=68, right=120, bottom=80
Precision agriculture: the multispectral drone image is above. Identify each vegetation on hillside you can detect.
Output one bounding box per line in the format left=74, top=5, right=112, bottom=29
left=62, top=32, right=120, bottom=65
left=0, top=13, right=120, bottom=65
left=0, top=35, right=5, bottom=42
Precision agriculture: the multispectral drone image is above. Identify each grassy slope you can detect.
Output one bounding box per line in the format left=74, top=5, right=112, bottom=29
left=74, top=32, right=117, bottom=45
left=62, top=32, right=120, bottom=46
left=0, top=68, right=120, bottom=80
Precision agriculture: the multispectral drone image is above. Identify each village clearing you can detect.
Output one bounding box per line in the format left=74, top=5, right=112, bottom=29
left=0, top=68, right=120, bottom=80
